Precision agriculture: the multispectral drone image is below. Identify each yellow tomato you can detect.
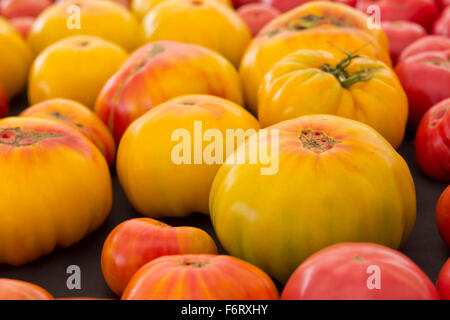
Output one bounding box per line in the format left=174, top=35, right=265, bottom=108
left=0, top=17, right=33, bottom=98
left=240, top=2, right=391, bottom=112
left=28, top=0, right=140, bottom=54
left=28, top=35, right=128, bottom=108
left=131, top=0, right=232, bottom=20
left=141, top=0, right=250, bottom=67
left=117, top=94, right=259, bottom=218
left=258, top=49, right=407, bottom=148
left=0, top=117, right=112, bottom=265
left=210, top=115, right=416, bottom=283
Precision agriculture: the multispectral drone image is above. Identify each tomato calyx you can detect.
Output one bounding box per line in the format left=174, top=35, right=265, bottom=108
left=426, top=58, right=450, bottom=70
left=0, top=127, right=66, bottom=147
left=50, top=110, right=84, bottom=129
left=299, top=129, right=340, bottom=153
left=177, top=260, right=210, bottom=268
left=319, top=50, right=374, bottom=88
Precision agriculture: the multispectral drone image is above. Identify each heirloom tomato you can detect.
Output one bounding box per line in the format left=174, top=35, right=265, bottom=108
left=141, top=0, right=251, bottom=67
left=436, top=185, right=450, bottom=246
left=10, top=17, right=34, bottom=38
left=95, top=41, right=244, bottom=142
left=131, top=0, right=232, bottom=20
left=21, top=98, right=116, bottom=167
left=415, top=98, right=450, bottom=181
left=237, top=4, right=281, bottom=37
left=0, top=0, right=52, bottom=19
left=0, top=279, right=53, bottom=300
left=395, top=50, right=450, bottom=129
left=0, top=83, right=9, bottom=118
left=28, top=35, right=128, bottom=109
left=258, top=49, right=408, bottom=148
left=433, top=6, right=450, bottom=36
left=122, top=254, right=279, bottom=300
left=262, top=0, right=356, bottom=13
left=117, top=95, right=259, bottom=218
left=0, top=117, right=112, bottom=265
left=28, top=0, right=140, bottom=54
left=0, top=17, right=32, bottom=98
left=381, top=21, right=426, bottom=64
left=356, top=0, right=439, bottom=30
left=210, top=115, right=416, bottom=283
left=437, top=258, right=450, bottom=299
left=398, top=35, right=450, bottom=62
left=239, top=1, right=391, bottom=111
left=101, top=218, right=218, bottom=296
left=281, top=243, right=440, bottom=300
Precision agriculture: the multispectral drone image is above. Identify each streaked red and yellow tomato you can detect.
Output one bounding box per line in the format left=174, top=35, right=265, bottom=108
left=0, top=117, right=112, bottom=265
left=258, top=49, right=407, bottom=148
left=101, top=218, right=218, bottom=296
left=210, top=115, right=416, bottom=283
left=117, top=94, right=259, bottom=218
left=0, top=279, right=53, bottom=300
left=21, top=98, right=116, bottom=167
left=122, top=254, right=279, bottom=300
left=281, top=243, right=440, bottom=300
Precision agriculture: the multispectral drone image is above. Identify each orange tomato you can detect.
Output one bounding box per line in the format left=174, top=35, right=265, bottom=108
left=0, top=279, right=53, bottom=300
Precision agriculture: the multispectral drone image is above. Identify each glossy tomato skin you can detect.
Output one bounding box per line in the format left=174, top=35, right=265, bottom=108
left=240, top=1, right=391, bottom=112
left=281, top=243, right=440, bottom=300
left=436, top=185, right=450, bottom=246
left=95, top=41, right=243, bottom=142
left=0, top=279, right=53, bottom=300
left=122, top=254, right=279, bottom=300
left=415, top=99, right=450, bottom=181
left=433, top=6, right=450, bottom=36
left=210, top=115, right=416, bottom=283
left=356, top=0, right=439, bottom=30
left=381, top=21, right=426, bottom=64
left=0, top=82, right=9, bottom=118
left=258, top=49, right=408, bottom=148
left=101, top=218, right=218, bottom=296
left=395, top=51, right=450, bottom=129
left=437, top=258, right=450, bottom=299
left=398, top=35, right=450, bottom=62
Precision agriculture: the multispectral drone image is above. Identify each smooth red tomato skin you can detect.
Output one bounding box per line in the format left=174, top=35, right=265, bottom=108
left=0, top=83, right=8, bottom=118
left=101, top=218, right=218, bottom=296
left=433, top=7, right=450, bottom=36
left=437, top=259, right=450, bottom=299
left=356, top=0, right=439, bottom=30
left=436, top=185, right=450, bottom=246
left=395, top=51, right=450, bottom=129
left=415, top=99, right=450, bottom=181
left=0, top=279, right=53, bottom=300
left=381, top=21, right=426, bottom=64
left=281, top=243, right=440, bottom=300
left=122, top=255, right=279, bottom=300
left=398, top=35, right=450, bottom=62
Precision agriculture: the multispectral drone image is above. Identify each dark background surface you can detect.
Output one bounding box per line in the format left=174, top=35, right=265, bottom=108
left=0, top=93, right=448, bottom=299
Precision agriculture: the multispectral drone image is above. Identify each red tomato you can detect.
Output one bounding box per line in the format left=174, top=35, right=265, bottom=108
left=237, top=4, right=281, bottom=36
left=0, top=0, right=53, bottom=19
left=415, top=99, right=450, bottom=181
left=101, top=218, right=218, bottom=296
left=437, top=258, right=450, bottom=300
left=435, top=0, right=450, bottom=9
left=356, top=0, right=439, bottom=30
left=122, top=254, right=279, bottom=300
left=0, top=83, right=8, bottom=118
left=0, top=279, right=53, bottom=300
left=436, top=185, right=450, bottom=246
left=395, top=50, right=450, bottom=129
left=281, top=243, right=440, bottom=300
left=433, top=6, right=450, bottom=36
left=261, top=0, right=355, bottom=13
left=381, top=21, right=426, bottom=64
left=398, top=35, right=450, bottom=62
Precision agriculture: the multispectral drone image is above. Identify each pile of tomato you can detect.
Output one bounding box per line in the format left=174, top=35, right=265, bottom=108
left=0, top=0, right=449, bottom=300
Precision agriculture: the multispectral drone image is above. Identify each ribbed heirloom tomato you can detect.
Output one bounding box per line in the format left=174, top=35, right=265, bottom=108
left=21, top=98, right=116, bottom=167
left=117, top=95, right=259, bottom=218
left=210, top=115, right=416, bottom=283
left=141, top=0, right=251, bottom=67
left=258, top=49, right=408, bottom=148
left=415, top=98, right=450, bottom=181
left=101, top=218, right=218, bottom=296
left=0, top=279, right=53, bottom=300
left=239, top=1, right=390, bottom=111
left=436, top=185, right=450, bottom=247
left=398, top=35, right=450, bottom=62
left=95, top=41, right=244, bottom=142
left=281, top=243, right=440, bottom=300
left=0, top=117, right=112, bottom=265
left=122, top=255, right=279, bottom=300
